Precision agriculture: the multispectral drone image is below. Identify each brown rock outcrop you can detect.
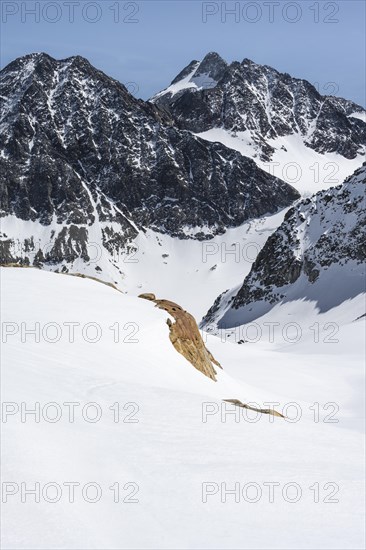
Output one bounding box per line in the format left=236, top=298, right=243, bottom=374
left=139, top=293, right=284, bottom=418
left=139, top=293, right=220, bottom=381
left=223, top=399, right=285, bottom=418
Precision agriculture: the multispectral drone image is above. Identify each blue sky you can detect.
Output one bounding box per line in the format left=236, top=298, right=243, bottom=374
left=1, top=0, right=365, bottom=105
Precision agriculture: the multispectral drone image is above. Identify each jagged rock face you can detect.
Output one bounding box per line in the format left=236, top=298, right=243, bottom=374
left=0, top=53, right=300, bottom=268
left=152, top=53, right=366, bottom=162
left=139, top=293, right=220, bottom=380
left=201, top=164, right=366, bottom=328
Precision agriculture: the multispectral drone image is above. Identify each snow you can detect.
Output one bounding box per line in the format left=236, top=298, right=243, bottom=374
left=191, top=72, right=217, bottom=89
left=0, top=208, right=290, bottom=320
left=1, top=267, right=365, bottom=549
left=151, top=65, right=218, bottom=100
left=152, top=66, right=200, bottom=99
left=116, top=212, right=288, bottom=318
left=195, top=128, right=365, bottom=195
left=349, top=111, right=366, bottom=122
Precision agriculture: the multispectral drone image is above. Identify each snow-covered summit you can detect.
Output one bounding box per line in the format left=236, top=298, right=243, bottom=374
left=152, top=53, right=366, bottom=193
left=152, top=52, right=227, bottom=99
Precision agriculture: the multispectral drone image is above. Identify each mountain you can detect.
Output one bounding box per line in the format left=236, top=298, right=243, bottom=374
left=0, top=54, right=298, bottom=260
left=152, top=52, right=366, bottom=193
left=2, top=51, right=366, bottom=550
left=201, top=163, right=366, bottom=329
left=0, top=52, right=299, bottom=272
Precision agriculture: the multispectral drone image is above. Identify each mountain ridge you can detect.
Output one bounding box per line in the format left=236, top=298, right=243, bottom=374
left=1, top=52, right=300, bottom=272
left=201, top=163, right=366, bottom=330
left=152, top=52, right=366, bottom=194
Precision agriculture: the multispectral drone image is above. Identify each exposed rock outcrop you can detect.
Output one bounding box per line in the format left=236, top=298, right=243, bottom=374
left=139, top=293, right=284, bottom=418
left=139, top=293, right=220, bottom=380
left=223, top=399, right=285, bottom=418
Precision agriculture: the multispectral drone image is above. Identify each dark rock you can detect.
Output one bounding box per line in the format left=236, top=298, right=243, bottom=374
left=0, top=52, right=300, bottom=268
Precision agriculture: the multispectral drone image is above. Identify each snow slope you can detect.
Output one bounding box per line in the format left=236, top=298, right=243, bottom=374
left=0, top=208, right=290, bottom=319
left=195, top=128, right=364, bottom=195
left=151, top=64, right=201, bottom=98
left=1, top=267, right=365, bottom=549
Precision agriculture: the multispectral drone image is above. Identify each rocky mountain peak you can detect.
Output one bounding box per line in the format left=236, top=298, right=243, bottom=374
left=170, top=60, right=200, bottom=85
left=194, top=51, right=228, bottom=82
left=152, top=53, right=366, bottom=166
left=240, top=57, right=257, bottom=67
left=0, top=52, right=300, bottom=274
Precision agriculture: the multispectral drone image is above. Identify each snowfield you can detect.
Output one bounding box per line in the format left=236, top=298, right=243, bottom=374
left=1, top=267, right=365, bottom=549
left=195, top=128, right=365, bottom=195
left=0, top=209, right=290, bottom=319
